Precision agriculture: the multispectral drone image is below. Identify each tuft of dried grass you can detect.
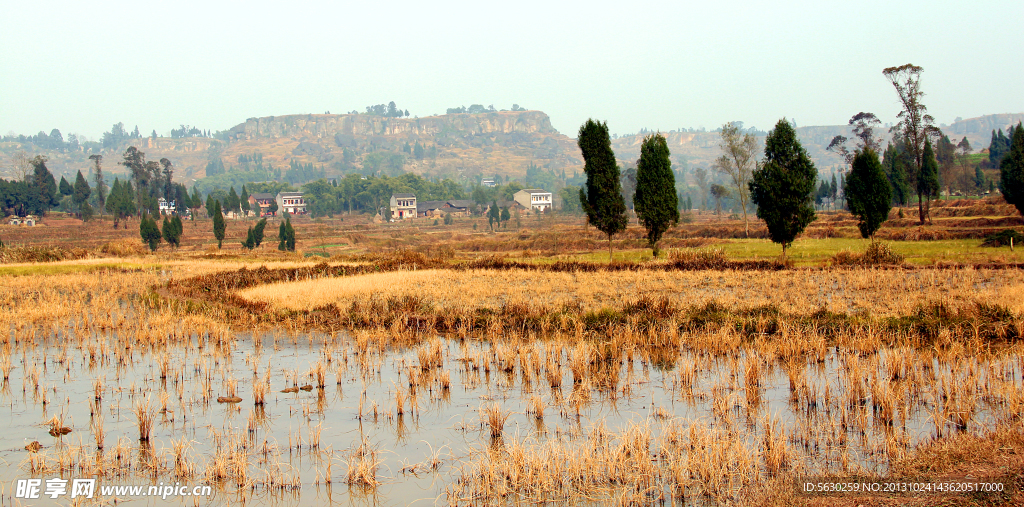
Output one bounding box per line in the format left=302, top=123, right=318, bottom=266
left=344, top=438, right=382, bottom=488
left=134, top=398, right=154, bottom=442
left=831, top=241, right=904, bottom=266
left=481, top=403, right=512, bottom=439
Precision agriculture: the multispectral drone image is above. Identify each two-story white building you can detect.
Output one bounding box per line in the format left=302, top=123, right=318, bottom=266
left=158, top=198, right=175, bottom=214
left=390, top=193, right=417, bottom=220
left=276, top=192, right=306, bottom=215
left=513, top=189, right=553, bottom=213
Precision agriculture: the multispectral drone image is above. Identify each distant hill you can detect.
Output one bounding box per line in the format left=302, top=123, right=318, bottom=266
left=2, top=111, right=1021, bottom=190
left=611, top=113, right=1024, bottom=178
left=215, top=110, right=582, bottom=181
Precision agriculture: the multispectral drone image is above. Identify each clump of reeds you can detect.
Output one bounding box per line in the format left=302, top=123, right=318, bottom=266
left=395, top=385, right=406, bottom=416
left=172, top=437, right=194, bottom=478
left=0, top=353, right=11, bottom=380
left=92, top=376, right=103, bottom=402
left=135, top=398, right=154, bottom=441
left=481, top=403, right=511, bottom=439
left=345, top=439, right=382, bottom=488
left=312, top=360, right=326, bottom=389
left=417, top=338, right=444, bottom=370
left=762, top=415, right=790, bottom=476
left=91, top=412, right=104, bottom=449
left=253, top=370, right=269, bottom=405
left=528, top=395, right=544, bottom=420
left=217, top=378, right=243, bottom=403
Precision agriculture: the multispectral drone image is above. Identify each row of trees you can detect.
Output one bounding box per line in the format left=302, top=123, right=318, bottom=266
left=139, top=214, right=183, bottom=251
left=301, top=172, right=467, bottom=219
left=577, top=113, right=899, bottom=259
left=577, top=119, right=671, bottom=258
left=365, top=102, right=409, bottom=118
left=0, top=156, right=59, bottom=216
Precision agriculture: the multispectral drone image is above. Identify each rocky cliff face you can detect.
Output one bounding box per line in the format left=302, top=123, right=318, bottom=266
left=229, top=111, right=557, bottom=141
left=215, top=110, right=580, bottom=179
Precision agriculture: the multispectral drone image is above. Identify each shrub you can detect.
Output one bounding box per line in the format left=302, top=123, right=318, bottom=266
left=830, top=241, right=904, bottom=266
left=981, top=229, right=1024, bottom=247
left=100, top=238, right=148, bottom=257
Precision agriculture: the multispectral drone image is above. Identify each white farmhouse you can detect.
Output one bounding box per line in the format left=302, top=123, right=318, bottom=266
left=390, top=193, right=417, bottom=220
left=276, top=192, right=306, bottom=215
left=513, top=189, right=553, bottom=213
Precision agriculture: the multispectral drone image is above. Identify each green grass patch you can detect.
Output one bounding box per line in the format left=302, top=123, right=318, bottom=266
left=529, top=237, right=1024, bottom=266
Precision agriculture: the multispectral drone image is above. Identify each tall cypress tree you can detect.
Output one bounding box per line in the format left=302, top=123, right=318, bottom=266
left=252, top=218, right=267, bottom=247
left=999, top=123, right=1024, bottom=216
left=634, top=133, right=678, bottom=257
left=30, top=156, right=59, bottom=213
left=285, top=219, right=296, bottom=251
left=59, top=176, right=73, bottom=196
left=883, top=142, right=911, bottom=206
left=72, top=170, right=91, bottom=215
left=139, top=214, right=161, bottom=251
left=845, top=148, right=892, bottom=238
left=240, top=185, right=251, bottom=215
left=577, top=119, right=627, bottom=261
left=749, top=119, right=817, bottom=258
left=212, top=200, right=225, bottom=248
left=919, top=139, right=940, bottom=222
left=227, top=186, right=240, bottom=214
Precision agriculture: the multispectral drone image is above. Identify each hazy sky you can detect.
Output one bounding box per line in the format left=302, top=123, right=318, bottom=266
left=2, top=0, right=1022, bottom=141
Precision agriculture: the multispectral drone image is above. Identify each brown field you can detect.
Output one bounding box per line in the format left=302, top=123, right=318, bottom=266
left=239, top=266, right=1024, bottom=318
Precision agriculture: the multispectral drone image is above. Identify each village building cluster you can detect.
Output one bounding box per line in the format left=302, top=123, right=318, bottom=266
left=387, top=189, right=552, bottom=220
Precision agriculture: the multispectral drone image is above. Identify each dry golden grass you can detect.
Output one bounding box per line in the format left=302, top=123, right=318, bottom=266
left=4, top=251, right=1023, bottom=506
left=238, top=267, right=1024, bottom=318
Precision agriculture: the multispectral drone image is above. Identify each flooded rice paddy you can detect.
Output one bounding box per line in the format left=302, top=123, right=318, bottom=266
left=3, top=324, right=1021, bottom=505
left=2, top=265, right=1023, bottom=505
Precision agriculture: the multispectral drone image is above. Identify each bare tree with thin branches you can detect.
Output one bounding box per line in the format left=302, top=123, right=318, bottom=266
left=883, top=63, right=941, bottom=224
left=714, top=123, right=757, bottom=236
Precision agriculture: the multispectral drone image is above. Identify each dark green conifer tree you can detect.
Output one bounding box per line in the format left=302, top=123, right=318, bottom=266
left=241, top=227, right=256, bottom=249
left=212, top=200, right=225, bottom=248
left=919, top=139, right=941, bottom=222
left=253, top=218, right=267, bottom=247
left=749, top=119, right=817, bottom=258
left=882, top=143, right=911, bottom=206
left=845, top=148, right=892, bottom=238
left=999, top=123, right=1024, bottom=216
left=59, top=176, right=73, bottom=196
left=72, top=170, right=91, bottom=215
left=30, top=156, right=59, bottom=213
left=577, top=119, right=627, bottom=261
left=227, top=186, right=240, bottom=214
left=285, top=219, right=295, bottom=251
left=487, top=200, right=500, bottom=231
left=633, top=133, right=678, bottom=257
left=139, top=214, right=161, bottom=251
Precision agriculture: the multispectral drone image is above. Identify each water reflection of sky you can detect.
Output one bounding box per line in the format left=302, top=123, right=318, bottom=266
left=1, top=330, right=1018, bottom=505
